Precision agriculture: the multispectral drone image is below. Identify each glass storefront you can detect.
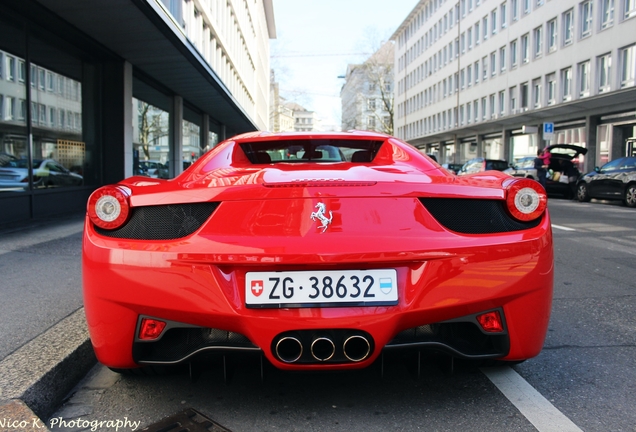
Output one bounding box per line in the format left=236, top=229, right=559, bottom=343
left=133, top=97, right=170, bottom=177
left=482, top=137, right=504, bottom=160
left=511, top=133, right=539, bottom=163
left=0, top=16, right=87, bottom=194
left=555, top=125, right=586, bottom=170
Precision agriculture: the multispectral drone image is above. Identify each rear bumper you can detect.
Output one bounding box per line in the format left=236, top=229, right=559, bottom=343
left=83, top=210, right=553, bottom=370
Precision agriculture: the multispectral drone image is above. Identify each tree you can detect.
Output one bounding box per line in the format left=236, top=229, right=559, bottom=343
left=340, top=41, right=394, bottom=134
left=137, top=101, right=168, bottom=160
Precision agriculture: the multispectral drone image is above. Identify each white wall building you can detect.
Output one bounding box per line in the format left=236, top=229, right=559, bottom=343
left=340, top=42, right=395, bottom=134
left=285, top=102, right=321, bottom=132
left=172, top=0, right=274, bottom=131
left=392, top=0, right=636, bottom=169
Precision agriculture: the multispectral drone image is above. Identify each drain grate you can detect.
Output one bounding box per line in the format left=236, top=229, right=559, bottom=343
left=140, top=408, right=232, bottom=432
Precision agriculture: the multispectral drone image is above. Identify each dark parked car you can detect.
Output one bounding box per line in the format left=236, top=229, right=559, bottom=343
left=441, top=163, right=464, bottom=174
left=0, top=158, right=83, bottom=189
left=505, top=144, right=588, bottom=198
left=576, top=157, right=636, bottom=207
left=457, top=158, right=510, bottom=175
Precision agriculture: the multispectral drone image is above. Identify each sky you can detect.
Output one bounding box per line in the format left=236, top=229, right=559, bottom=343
left=270, top=0, right=419, bottom=129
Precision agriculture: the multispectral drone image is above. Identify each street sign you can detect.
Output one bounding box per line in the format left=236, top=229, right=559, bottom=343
left=543, top=122, right=555, bottom=141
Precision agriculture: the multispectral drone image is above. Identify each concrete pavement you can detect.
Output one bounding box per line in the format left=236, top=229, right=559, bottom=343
left=0, top=213, right=96, bottom=430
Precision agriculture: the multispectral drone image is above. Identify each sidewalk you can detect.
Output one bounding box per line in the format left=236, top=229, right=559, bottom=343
left=0, top=212, right=96, bottom=430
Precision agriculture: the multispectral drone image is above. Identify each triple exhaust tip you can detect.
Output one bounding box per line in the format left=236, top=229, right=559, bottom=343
left=275, top=335, right=371, bottom=363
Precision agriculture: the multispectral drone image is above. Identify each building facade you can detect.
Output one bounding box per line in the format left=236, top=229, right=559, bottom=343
left=392, top=0, right=636, bottom=170
left=0, top=0, right=275, bottom=223
left=340, top=42, right=395, bottom=134
left=269, top=70, right=295, bottom=132
left=284, top=102, right=321, bottom=132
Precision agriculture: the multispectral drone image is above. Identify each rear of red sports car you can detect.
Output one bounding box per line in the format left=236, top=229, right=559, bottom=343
left=82, top=131, right=553, bottom=371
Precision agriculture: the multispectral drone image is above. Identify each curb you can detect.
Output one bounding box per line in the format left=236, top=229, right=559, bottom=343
left=0, top=308, right=96, bottom=427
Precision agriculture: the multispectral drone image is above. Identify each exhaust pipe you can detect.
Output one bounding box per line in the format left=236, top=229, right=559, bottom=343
left=275, top=337, right=303, bottom=363
left=343, top=335, right=371, bottom=362
left=311, top=337, right=335, bottom=361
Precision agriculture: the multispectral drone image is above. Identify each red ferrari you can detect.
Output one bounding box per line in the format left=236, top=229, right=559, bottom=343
left=82, top=131, right=553, bottom=372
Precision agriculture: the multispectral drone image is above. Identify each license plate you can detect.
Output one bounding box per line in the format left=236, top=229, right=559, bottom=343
left=245, top=269, right=398, bottom=308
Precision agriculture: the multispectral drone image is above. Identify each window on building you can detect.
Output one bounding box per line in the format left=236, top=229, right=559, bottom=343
left=482, top=97, right=487, bottom=120
left=466, top=102, right=472, bottom=124
left=523, top=0, right=531, bottom=14
left=483, top=56, right=488, bottom=80
left=474, top=61, right=480, bottom=83
left=467, top=65, right=472, bottom=86
left=521, top=33, right=530, bottom=63
left=368, top=98, right=376, bottom=110
left=38, top=68, right=45, bottom=91
left=500, top=46, right=507, bottom=72
left=474, top=99, right=479, bottom=123
left=18, top=60, right=26, bottom=83
left=475, top=22, right=481, bottom=44
left=468, top=28, right=473, bottom=49
left=511, top=0, right=519, bottom=21
left=534, top=26, right=543, bottom=58
left=579, top=61, right=591, bottom=97
left=7, top=96, right=17, bottom=120
left=501, top=2, right=508, bottom=28
left=532, top=78, right=542, bottom=108
left=547, top=19, right=557, bottom=52
left=562, top=67, right=573, bottom=100
left=546, top=73, right=556, bottom=105
left=511, top=39, right=518, bottom=67
left=483, top=16, right=489, bottom=39
left=368, top=116, right=376, bottom=128
left=6, top=55, right=15, bottom=81
left=536, top=0, right=545, bottom=6
left=624, top=0, right=636, bottom=19
left=491, top=9, right=498, bottom=34
left=563, top=9, right=574, bottom=45
left=620, top=44, right=636, bottom=87
left=598, top=53, right=612, bottom=93
left=581, top=1, right=593, bottom=38
left=491, top=52, right=497, bottom=76
left=499, top=90, right=505, bottom=115
left=520, top=82, right=529, bottom=109
left=509, top=86, right=517, bottom=113
left=490, top=94, right=496, bottom=118
left=601, top=0, right=614, bottom=28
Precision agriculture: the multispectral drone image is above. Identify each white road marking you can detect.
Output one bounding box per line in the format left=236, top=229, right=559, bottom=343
left=551, top=224, right=576, bottom=231
left=481, top=366, right=583, bottom=432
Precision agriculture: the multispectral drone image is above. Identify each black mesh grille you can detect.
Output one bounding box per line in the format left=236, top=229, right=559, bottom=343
left=419, top=198, right=541, bottom=234
left=386, top=322, right=509, bottom=357
left=134, top=327, right=258, bottom=363
left=95, top=202, right=219, bottom=240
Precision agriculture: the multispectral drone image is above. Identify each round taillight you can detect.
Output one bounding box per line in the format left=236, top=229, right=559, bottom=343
left=87, top=186, right=131, bottom=230
left=505, top=178, right=547, bottom=222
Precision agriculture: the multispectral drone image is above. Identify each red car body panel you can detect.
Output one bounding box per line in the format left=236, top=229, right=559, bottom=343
left=82, top=131, right=553, bottom=370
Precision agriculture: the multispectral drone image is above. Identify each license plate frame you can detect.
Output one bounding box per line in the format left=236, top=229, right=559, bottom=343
left=245, top=269, right=398, bottom=308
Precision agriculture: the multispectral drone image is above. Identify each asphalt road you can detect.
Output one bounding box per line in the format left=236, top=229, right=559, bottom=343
left=4, top=198, right=636, bottom=432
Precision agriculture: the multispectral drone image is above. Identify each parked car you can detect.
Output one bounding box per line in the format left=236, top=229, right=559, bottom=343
left=156, top=160, right=193, bottom=179
left=83, top=130, right=553, bottom=374
left=441, top=163, right=464, bottom=174
left=505, top=144, right=588, bottom=198
left=457, top=158, right=510, bottom=175
left=0, top=158, right=83, bottom=189
left=139, top=160, right=164, bottom=178
left=576, top=157, right=636, bottom=207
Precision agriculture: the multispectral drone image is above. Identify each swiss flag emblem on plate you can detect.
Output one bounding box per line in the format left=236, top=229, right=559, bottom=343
left=251, top=280, right=264, bottom=297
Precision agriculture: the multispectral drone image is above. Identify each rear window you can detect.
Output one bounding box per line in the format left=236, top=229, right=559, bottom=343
left=241, top=139, right=384, bottom=164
